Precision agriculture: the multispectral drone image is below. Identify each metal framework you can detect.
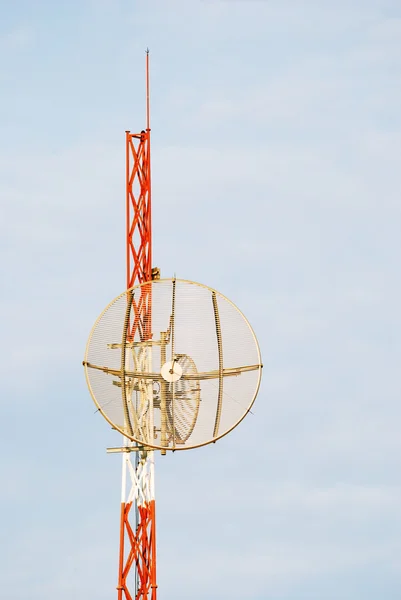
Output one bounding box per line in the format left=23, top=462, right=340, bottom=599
left=117, top=50, right=157, bottom=600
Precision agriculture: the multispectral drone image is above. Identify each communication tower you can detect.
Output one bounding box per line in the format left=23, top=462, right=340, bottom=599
left=83, top=52, right=263, bottom=599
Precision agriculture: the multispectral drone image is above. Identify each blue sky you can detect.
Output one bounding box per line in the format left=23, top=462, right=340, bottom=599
left=1, top=1, right=401, bottom=598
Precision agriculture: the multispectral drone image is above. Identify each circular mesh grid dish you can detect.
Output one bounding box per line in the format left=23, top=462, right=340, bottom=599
left=83, top=279, right=262, bottom=450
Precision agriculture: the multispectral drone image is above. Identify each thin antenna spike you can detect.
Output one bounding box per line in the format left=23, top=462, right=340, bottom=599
left=146, top=49, right=150, bottom=131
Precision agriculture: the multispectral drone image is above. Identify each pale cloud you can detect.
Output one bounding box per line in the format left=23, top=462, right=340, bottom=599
left=1, top=24, right=35, bottom=50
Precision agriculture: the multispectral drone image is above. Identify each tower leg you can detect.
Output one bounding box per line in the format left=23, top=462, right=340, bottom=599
left=122, top=56, right=155, bottom=598
left=117, top=450, right=156, bottom=600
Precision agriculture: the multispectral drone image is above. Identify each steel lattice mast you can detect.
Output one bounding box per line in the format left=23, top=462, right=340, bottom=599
left=117, top=50, right=157, bottom=600
left=81, top=48, right=263, bottom=600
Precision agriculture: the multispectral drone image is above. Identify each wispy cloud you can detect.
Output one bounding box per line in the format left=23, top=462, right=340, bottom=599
left=1, top=24, right=35, bottom=50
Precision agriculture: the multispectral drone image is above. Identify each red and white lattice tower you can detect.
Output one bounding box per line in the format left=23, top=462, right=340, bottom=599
left=117, top=50, right=157, bottom=600
left=83, top=50, right=263, bottom=600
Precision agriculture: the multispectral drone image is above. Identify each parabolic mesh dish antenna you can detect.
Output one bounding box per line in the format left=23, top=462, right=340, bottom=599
left=83, top=278, right=262, bottom=451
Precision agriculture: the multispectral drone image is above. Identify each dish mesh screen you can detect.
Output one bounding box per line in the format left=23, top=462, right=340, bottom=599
left=84, top=279, right=262, bottom=450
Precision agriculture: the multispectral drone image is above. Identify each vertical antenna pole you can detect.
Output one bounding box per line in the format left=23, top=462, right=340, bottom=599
left=146, top=48, right=150, bottom=132
left=118, top=50, right=157, bottom=600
